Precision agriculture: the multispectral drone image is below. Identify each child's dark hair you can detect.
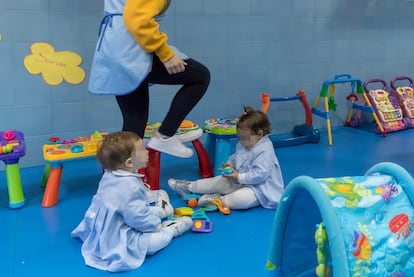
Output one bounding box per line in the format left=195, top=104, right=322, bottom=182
left=237, top=106, right=271, bottom=135
left=97, top=131, right=141, bottom=170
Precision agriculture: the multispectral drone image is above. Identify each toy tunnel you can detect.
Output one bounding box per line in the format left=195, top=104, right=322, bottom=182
left=266, top=162, right=414, bottom=277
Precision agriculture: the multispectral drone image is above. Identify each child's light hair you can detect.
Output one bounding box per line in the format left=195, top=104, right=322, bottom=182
left=237, top=106, right=271, bottom=135
left=97, top=131, right=142, bottom=170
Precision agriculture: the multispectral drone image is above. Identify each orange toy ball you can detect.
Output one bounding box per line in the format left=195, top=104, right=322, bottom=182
left=188, top=198, right=198, bottom=208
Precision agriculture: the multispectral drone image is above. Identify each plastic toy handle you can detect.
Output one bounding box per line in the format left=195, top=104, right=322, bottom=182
left=363, top=78, right=387, bottom=93
left=390, top=76, right=414, bottom=90
left=260, top=92, right=270, bottom=114
left=333, top=73, right=352, bottom=80
left=212, top=199, right=231, bottom=215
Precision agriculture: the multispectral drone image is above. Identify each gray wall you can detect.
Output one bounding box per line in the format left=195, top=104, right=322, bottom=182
left=1, top=0, right=414, bottom=168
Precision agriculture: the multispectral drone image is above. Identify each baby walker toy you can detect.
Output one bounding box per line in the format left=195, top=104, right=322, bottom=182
left=260, top=90, right=320, bottom=148
left=312, top=74, right=385, bottom=145
left=0, top=130, right=25, bottom=208
left=390, top=76, right=414, bottom=128
left=364, top=78, right=407, bottom=133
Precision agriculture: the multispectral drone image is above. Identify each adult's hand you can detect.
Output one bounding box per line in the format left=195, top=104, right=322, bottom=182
left=163, top=55, right=187, bottom=74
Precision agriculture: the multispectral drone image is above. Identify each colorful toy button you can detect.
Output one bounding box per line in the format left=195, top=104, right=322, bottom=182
left=71, top=145, right=84, bottom=153
left=3, top=130, right=15, bottom=140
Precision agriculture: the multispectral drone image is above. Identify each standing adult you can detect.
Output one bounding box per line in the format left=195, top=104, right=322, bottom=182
left=89, top=0, right=210, bottom=158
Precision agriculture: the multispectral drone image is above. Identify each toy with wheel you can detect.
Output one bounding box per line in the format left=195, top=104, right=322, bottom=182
left=364, top=78, right=407, bottom=133
left=390, top=76, right=414, bottom=128
left=191, top=210, right=213, bottom=233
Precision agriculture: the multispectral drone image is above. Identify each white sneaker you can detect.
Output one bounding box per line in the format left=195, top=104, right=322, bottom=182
left=197, top=193, right=222, bottom=207
left=175, top=128, right=203, bottom=143
left=146, top=189, right=174, bottom=219
left=168, top=178, right=192, bottom=196
left=162, top=216, right=193, bottom=237
left=157, top=190, right=174, bottom=219
left=147, top=135, right=193, bottom=158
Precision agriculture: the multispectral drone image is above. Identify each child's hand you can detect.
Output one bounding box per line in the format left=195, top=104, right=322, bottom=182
left=219, top=163, right=234, bottom=175
left=223, top=168, right=238, bottom=181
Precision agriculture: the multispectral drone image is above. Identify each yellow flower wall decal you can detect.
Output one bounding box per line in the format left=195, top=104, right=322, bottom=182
left=24, top=42, right=86, bottom=85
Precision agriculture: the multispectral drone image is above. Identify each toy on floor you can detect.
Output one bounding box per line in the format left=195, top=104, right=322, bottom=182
left=0, top=130, right=25, bottom=208
left=312, top=74, right=385, bottom=145
left=390, top=76, right=414, bottom=128
left=364, top=78, right=407, bottom=133
left=191, top=210, right=213, bottom=233
left=212, top=199, right=231, bottom=215
left=260, top=90, right=320, bottom=148
left=175, top=207, right=194, bottom=216
left=181, top=192, right=231, bottom=215
left=170, top=208, right=214, bottom=233
left=183, top=193, right=201, bottom=208
left=266, top=162, right=414, bottom=277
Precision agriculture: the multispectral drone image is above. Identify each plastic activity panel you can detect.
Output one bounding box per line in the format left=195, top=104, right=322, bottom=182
left=42, top=131, right=107, bottom=162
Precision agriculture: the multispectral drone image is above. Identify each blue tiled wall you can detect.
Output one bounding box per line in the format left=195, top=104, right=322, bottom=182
left=1, top=0, right=414, bottom=168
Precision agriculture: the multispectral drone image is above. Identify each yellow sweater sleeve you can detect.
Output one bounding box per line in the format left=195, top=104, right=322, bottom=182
left=124, top=0, right=174, bottom=62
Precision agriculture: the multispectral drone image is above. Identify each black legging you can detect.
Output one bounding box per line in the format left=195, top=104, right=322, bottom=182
left=116, top=56, right=210, bottom=138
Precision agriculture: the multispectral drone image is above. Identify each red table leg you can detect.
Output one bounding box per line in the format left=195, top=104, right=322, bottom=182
left=191, top=139, right=213, bottom=178
left=145, top=149, right=161, bottom=190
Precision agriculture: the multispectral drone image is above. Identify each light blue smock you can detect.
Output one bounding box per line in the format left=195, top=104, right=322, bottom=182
left=227, top=135, right=285, bottom=209
left=88, top=0, right=187, bottom=95
left=71, top=169, right=161, bottom=272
